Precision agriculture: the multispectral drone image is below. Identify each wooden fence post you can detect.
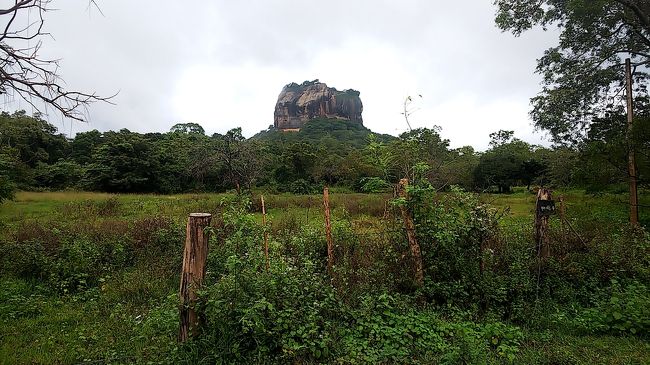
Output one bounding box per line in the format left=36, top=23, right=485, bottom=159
left=179, top=213, right=212, bottom=343
left=535, top=189, right=552, bottom=259
left=323, top=187, right=334, bottom=275
left=261, top=195, right=270, bottom=272
left=397, top=178, right=424, bottom=287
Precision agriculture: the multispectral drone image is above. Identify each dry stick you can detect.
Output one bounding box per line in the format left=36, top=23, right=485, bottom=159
left=557, top=195, right=586, bottom=245
left=178, top=213, right=212, bottom=343
left=323, top=187, right=334, bottom=275
left=261, top=195, right=270, bottom=272
left=398, top=178, right=424, bottom=287
left=562, top=215, right=587, bottom=246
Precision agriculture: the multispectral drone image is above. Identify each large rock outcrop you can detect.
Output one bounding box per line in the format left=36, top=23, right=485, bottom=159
left=273, top=80, right=363, bottom=130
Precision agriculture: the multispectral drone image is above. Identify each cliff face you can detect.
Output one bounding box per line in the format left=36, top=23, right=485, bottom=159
left=273, top=80, right=363, bottom=130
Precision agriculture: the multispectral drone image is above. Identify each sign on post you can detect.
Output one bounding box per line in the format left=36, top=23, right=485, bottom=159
left=536, top=199, right=556, bottom=217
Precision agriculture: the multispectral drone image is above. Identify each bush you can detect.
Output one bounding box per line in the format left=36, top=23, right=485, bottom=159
left=574, top=279, right=650, bottom=336
left=359, top=177, right=391, bottom=193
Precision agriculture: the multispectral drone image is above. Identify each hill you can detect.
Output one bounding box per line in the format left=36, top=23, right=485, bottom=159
left=253, top=118, right=395, bottom=148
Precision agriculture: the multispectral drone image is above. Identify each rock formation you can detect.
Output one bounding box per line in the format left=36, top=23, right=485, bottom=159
left=273, top=80, right=363, bottom=130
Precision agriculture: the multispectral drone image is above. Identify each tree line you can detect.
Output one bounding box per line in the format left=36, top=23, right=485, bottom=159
left=0, top=111, right=647, bottom=200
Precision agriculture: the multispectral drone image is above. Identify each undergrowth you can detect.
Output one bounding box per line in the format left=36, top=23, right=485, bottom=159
left=0, top=191, right=648, bottom=364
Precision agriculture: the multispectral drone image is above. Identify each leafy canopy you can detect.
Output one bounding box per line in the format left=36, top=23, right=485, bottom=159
left=495, top=0, right=650, bottom=144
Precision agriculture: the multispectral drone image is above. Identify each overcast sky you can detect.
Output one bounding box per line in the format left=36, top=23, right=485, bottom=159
left=4, top=1, right=560, bottom=151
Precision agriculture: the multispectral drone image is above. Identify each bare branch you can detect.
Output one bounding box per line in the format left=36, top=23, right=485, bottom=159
left=0, top=0, right=111, bottom=121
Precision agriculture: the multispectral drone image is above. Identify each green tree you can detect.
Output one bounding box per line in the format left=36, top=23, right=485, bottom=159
left=34, top=159, right=84, bottom=190
left=474, top=132, right=539, bottom=192
left=390, top=127, right=451, bottom=186
left=70, top=130, right=102, bottom=165
left=576, top=109, right=650, bottom=191
left=0, top=148, right=16, bottom=202
left=365, top=134, right=394, bottom=181
left=495, top=0, right=650, bottom=144
left=0, top=111, right=68, bottom=188
left=170, top=122, right=206, bottom=135
left=443, top=146, right=480, bottom=190
left=213, top=128, right=265, bottom=193
left=82, top=129, right=161, bottom=193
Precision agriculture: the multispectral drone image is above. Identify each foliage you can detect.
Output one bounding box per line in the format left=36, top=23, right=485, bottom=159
left=359, top=177, right=391, bottom=193
left=573, top=279, right=650, bottom=336
left=495, top=0, right=650, bottom=144
left=577, top=112, right=650, bottom=191
left=474, top=131, right=543, bottom=192
left=0, top=111, right=644, bottom=196
left=0, top=175, right=14, bottom=203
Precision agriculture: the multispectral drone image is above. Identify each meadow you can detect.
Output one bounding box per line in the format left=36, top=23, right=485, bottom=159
left=0, top=189, right=648, bottom=364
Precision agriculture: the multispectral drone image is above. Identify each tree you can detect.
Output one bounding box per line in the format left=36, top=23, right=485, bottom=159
left=170, top=123, right=205, bottom=135
left=364, top=133, right=394, bottom=181
left=0, top=110, right=68, bottom=187
left=212, top=128, right=265, bottom=193
left=474, top=132, right=539, bottom=193
left=1, top=1, right=110, bottom=121
left=488, top=130, right=515, bottom=148
left=391, top=127, right=451, bottom=186
left=494, top=0, right=650, bottom=144
left=443, top=146, right=480, bottom=190
left=82, top=129, right=161, bottom=192
left=576, top=107, right=650, bottom=190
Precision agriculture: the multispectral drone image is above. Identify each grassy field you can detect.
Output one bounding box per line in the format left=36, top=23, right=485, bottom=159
left=1, top=189, right=648, bottom=364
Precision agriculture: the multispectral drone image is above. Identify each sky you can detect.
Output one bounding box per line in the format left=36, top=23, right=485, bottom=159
left=3, top=1, right=560, bottom=151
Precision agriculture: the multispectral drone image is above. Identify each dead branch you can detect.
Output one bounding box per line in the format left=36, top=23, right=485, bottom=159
left=0, top=0, right=112, bottom=122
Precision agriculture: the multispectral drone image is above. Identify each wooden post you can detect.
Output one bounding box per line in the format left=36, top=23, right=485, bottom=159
left=535, top=189, right=552, bottom=259
left=179, top=213, right=212, bottom=343
left=261, top=195, right=270, bottom=272
left=625, top=58, right=640, bottom=226
left=323, top=187, right=334, bottom=275
left=397, top=178, right=424, bottom=287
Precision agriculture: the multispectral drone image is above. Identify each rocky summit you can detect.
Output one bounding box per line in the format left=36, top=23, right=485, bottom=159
left=273, top=80, right=363, bottom=130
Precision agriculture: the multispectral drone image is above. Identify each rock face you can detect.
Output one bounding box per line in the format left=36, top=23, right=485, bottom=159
left=274, top=80, right=363, bottom=130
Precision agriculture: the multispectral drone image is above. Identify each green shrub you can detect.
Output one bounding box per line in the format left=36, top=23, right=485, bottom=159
left=574, top=279, right=650, bottom=336
left=359, top=177, right=391, bottom=193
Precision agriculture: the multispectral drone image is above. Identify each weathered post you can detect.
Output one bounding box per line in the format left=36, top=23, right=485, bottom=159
left=535, top=189, right=553, bottom=259
left=323, top=187, right=334, bottom=275
left=261, top=195, right=270, bottom=272
left=397, top=178, right=424, bottom=287
left=179, top=213, right=212, bottom=343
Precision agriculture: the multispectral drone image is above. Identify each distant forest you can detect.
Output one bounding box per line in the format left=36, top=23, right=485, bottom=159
left=0, top=110, right=648, bottom=199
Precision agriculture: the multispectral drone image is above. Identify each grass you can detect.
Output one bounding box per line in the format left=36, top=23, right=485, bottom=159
left=517, top=331, right=650, bottom=364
